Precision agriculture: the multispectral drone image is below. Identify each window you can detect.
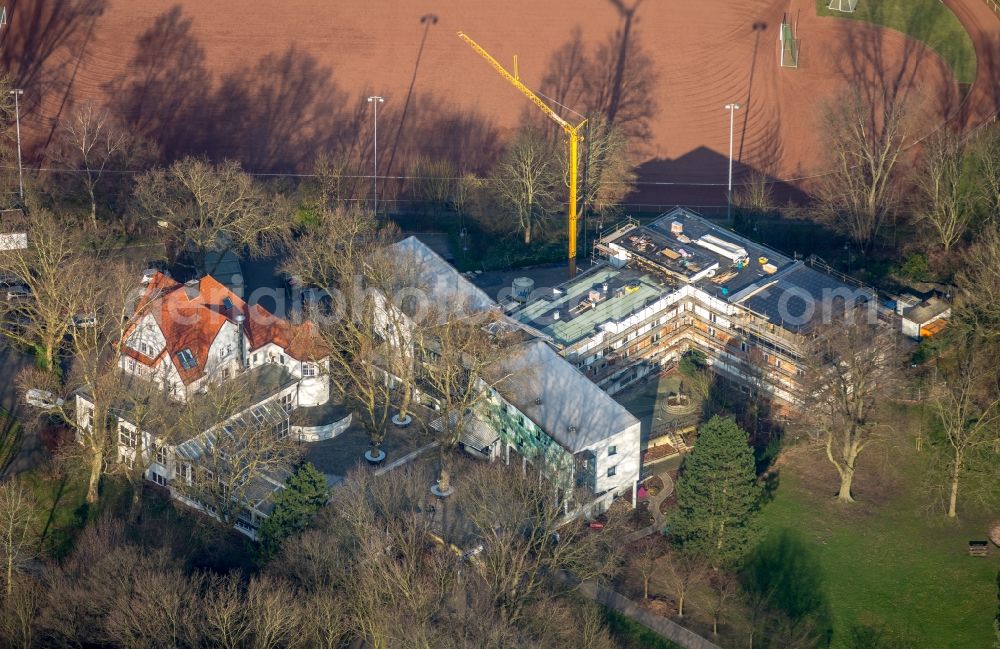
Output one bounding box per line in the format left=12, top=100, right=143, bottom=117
left=223, top=297, right=234, bottom=310
left=608, top=445, right=617, bottom=456
left=126, top=358, right=137, bottom=373
left=178, top=462, right=193, bottom=485
left=607, top=466, right=617, bottom=478
left=776, top=359, right=782, bottom=369
left=140, top=341, right=152, bottom=356
left=708, top=327, right=716, bottom=337
left=279, top=393, right=293, bottom=412
left=740, top=341, right=748, bottom=352
left=302, top=363, right=316, bottom=378
left=119, top=428, right=138, bottom=448
left=252, top=353, right=259, bottom=364
left=218, top=344, right=233, bottom=360
left=176, top=348, right=197, bottom=370
left=710, top=313, right=717, bottom=324
left=278, top=354, right=286, bottom=365
left=151, top=472, right=168, bottom=487
left=155, top=446, right=169, bottom=466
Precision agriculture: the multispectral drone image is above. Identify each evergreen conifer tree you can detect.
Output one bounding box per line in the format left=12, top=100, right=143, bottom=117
left=258, top=462, right=329, bottom=561
left=670, top=415, right=762, bottom=568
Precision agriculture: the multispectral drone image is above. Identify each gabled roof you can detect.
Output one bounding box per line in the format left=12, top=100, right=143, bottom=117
left=390, top=236, right=496, bottom=320
left=130, top=273, right=325, bottom=385
left=492, top=340, right=640, bottom=453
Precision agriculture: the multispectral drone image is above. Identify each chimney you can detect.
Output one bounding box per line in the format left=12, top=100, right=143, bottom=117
left=235, top=314, right=247, bottom=368
left=183, top=279, right=200, bottom=300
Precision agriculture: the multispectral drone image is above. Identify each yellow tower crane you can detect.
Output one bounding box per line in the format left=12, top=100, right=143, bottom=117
left=457, top=31, right=586, bottom=275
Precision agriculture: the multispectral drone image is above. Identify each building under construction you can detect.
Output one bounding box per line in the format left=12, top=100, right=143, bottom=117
left=510, top=207, right=877, bottom=406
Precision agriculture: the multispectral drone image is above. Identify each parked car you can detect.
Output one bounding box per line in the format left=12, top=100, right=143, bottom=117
left=5, top=285, right=30, bottom=301
left=73, top=313, right=97, bottom=328
left=25, top=388, right=64, bottom=411
left=141, top=267, right=171, bottom=284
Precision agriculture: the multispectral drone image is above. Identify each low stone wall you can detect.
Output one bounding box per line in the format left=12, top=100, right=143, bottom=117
left=293, top=413, right=352, bottom=442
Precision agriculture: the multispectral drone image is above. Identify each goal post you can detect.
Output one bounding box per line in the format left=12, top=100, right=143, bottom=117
left=827, top=0, right=858, bottom=12
left=779, top=14, right=799, bottom=69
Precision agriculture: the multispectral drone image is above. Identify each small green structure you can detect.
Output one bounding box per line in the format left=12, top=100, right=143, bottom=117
left=780, top=14, right=799, bottom=68
left=828, top=0, right=858, bottom=11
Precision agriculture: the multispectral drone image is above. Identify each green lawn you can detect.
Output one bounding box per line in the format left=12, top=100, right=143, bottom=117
left=816, top=0, right=977, bottom=84
left=759, top=421, right=999, bottom=648
left=602, top=606, right=684, bottom=649
left=0, top=409, right=21, bottom=474
left=22, top=464, right=93, bottom=558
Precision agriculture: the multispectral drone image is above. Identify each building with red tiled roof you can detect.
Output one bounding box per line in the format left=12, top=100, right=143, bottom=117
left=75, top=272, right=350, bottom=539
left=122, top=272, right=328, bottom=402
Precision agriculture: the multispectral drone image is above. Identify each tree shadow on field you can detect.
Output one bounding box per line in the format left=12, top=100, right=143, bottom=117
left=106, top=5, right=506, bottom=185
left=0, top=0, right=106, bottom=144
left=102, top=6, right=212, bottom=161
left=535, top=3, right=660, bottom=146
left=208, top=47, right=362, bottom=172
left=742, top=529, right=833, bottom=646
left=833, top=3, right=957, bottom=130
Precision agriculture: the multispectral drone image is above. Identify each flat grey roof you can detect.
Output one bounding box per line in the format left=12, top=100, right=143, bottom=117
left=390, top=236, right=497, bottom=319
left=494, top=340, right=640, bottom=453
left=602, top=208, right=872, bottom=332
left=903, top=297, right=950, bottom=324
left=509, top=265, right=668, bottom=348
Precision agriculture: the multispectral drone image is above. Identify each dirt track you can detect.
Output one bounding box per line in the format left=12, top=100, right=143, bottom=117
left=8, top=0, right=995, bottom=206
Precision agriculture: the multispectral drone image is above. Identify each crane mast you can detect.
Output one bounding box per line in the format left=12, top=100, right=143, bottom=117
left=457, top=31, right=586, bottom=274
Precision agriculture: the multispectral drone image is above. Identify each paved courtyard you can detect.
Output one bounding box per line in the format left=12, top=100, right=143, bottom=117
left=305, top=418, right=432, bottom=485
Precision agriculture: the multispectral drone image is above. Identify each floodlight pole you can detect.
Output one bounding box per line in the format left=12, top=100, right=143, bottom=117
left=10, top=89, right=23, bottom=200
left=367, top=95, right=385, bottom=213
left=725, top=103, right=741, bottom=223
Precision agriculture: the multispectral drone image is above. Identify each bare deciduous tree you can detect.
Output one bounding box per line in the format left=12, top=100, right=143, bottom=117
left=628, top=535, right=666, bottom=600
left=0, top=481, right=35, bottom=597
left=975, top=123, right=1000, bottom=218
left=134, top=158, right=291, bottom=275
left=16, top=250, right=142, bottom=504
left=491, top=130, right=558, bottom=245
left=702, top=571, right=739, bottom=636
left=653, top=548, right=707, bottom=619
left=914, top=129, right=978, bottom=251
left=450, top=172, right=482, bottom=216
left=816, top=91, right=909, bottom=251
left=418, top=310, right=514, bottom=490
left=175, top=383, right=303, bottom=530
left=51, top=102, right=147, bottom=228
left=954, top=226, right=1000, bottom=339
left=301, top=152, right=369, bottom=212
left=459, top=462, right=624, bottom=624
left=800, top=311, right=899, bottom=502
left=283, top=208, right=426, bottom=459
left=575, top=117, right=636, bottom=228
left=409, top=156, right=455, bottom=214
left=0, top=210, right=94, bottom=372
left=929, top=343, right=1000, bottom=518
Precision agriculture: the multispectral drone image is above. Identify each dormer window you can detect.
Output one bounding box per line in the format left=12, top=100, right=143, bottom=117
left=223, top=297, right=234, bottom=310
left=177, top=348, right=197, bottom=370
left=302, top=363, right=316, bottom=378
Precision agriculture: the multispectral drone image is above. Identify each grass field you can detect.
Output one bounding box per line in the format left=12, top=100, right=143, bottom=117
left=759, top=414, right=999, bottom=648
left=816, top=0, right=977, bottom=84
left=22, top=464, right=93, bottom=558
left=602, top=607, right=685, bottom=649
